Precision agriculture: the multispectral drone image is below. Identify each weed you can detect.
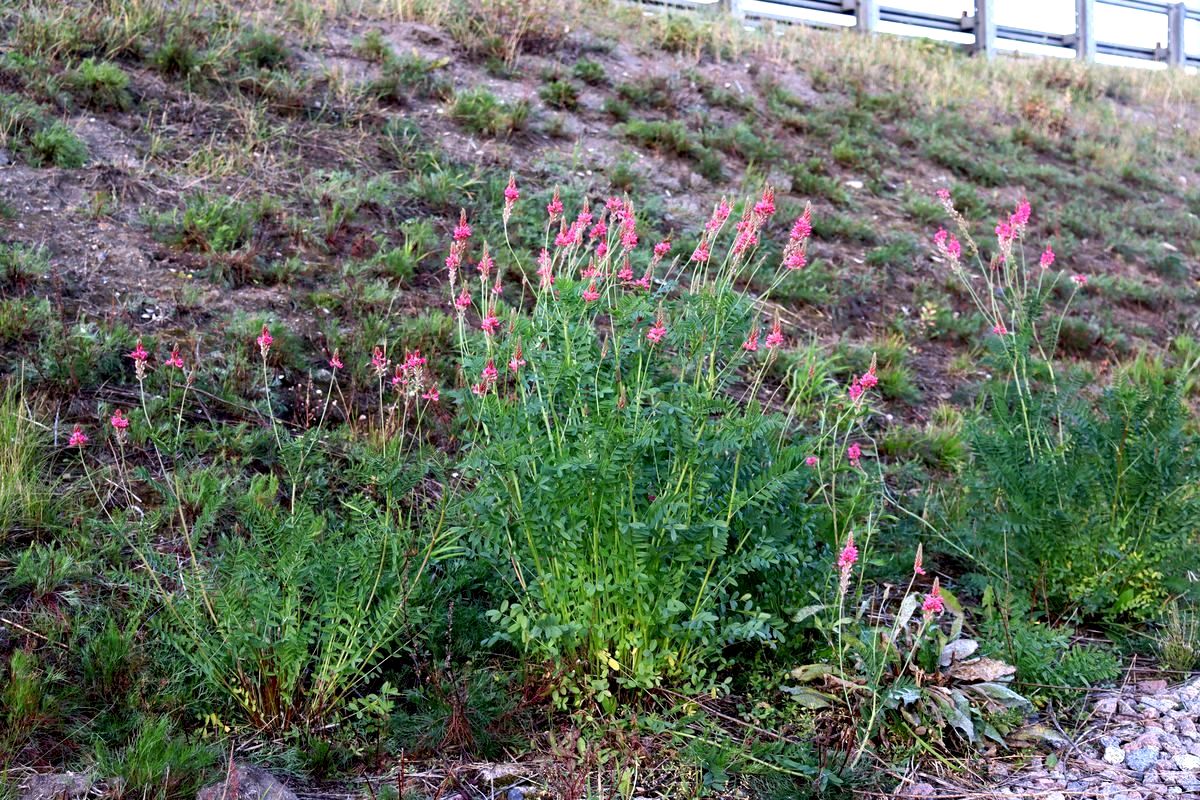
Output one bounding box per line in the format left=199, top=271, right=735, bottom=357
left=539, top=79, right=579, bottom=110
left=26, top=121, right=89, bottom=168
left=449, top=88, right=529, bottom=137
left=66, top=58, right=132, bottom=110
left=572, top=58, right=607, bottom=85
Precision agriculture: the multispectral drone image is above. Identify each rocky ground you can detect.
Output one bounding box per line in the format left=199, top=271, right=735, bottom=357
left=901, top=677, right=1200, bottom=799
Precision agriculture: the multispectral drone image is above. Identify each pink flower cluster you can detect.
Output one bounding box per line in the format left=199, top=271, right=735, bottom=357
left=837, top=533, right=858, bottom=595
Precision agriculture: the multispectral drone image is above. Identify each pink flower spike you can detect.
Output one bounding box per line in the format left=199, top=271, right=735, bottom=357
left=805, top=455, right=818, bottom=467
left=453, top=209, right=472, bottom=242
left=454, top=288, right=472, bottom=312
left=992, top=323, right=1009, bottom=336
left=256, top=325, right=273, bottom=357
left=691, top=240, right=710, bottom=263
left=935, top=187, right=953, bottom=211
left=1010, top=199, right=1031, bottom=230
left=110, top=409, right=129, bottom=430
left=913, top=544, right=926, bottom=577
left=371, top=346, right=389, bottom=374
left=329, top=350, right=343, bottom=370
left=504, top=173, right=520, bottom=205
left=765, top=319, right=784, bottom=350
left=481, top=312, right=501, bottom=336
left=1071, top=273, right=1088, bottom=287
left=68, top=424, right=88, bottom=448
left=1040, top=245, right=1055, bottom=269
left=790, top=208, right=812, bottom=242
left=837, top=537, right=859, bottom=572
left=922, top=578, right=945, bottom=617
left=165, top=347, right=184, bottom=369
left=546, top=187, right=563, bottom=222
left=477, top=244, right=494, bottom=278
left=646, top=316, right=667, bottom=344
left=783, top=248, right=807, bottom=271
left=653, top=240, right=671, bottom=260
left=582, top=281, right=601, bottom=303
left=995, top=220, right=1014, bottom=244
left=707, top=198, right=731, bottom=232
left=848, top=380, right=864, bottom=403
left=847, top=442, right=862, bottom=468
left=858, top=366, right=878, bottom=390
left=509, top=343, right=526, bottom=373
left=482, top=360, right=498, bottom=383
left=753, top=186, right=776, bottom=218
left=128, top=339, right=149, bottom=363
left=742, top=327, right=760, bottom=353
left=422, top=387, right=440, bottom=403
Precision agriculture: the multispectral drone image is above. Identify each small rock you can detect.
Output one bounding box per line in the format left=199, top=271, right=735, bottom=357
left=1046, top=793, right=1066, bottom=800
left=1105, top=745, right=1127, bottom=765
left=845, top=180, right=864, bottom=189
left=1172, top=752, right=1200, bottom=770
left=1128, top=746, right=1162, bottom=773
left=197, top=763, right=297, bottom=800
left=1161, top=770, right=1200, bottom=791
left=19, top=774, right=92, bottom=800
left=1141, top=680, right=1169, bottom=693
left=506, top=789, right=524, bottom=800
left=905, top=784, right=935, bottom=797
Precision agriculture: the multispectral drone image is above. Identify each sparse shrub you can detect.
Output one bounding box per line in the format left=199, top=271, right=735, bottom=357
left=237, top=30, right=289, bottom=69
left=539, top=78, right=579, bottom=110
left=572, top=58, right=606, bottom=85
left=449, top=88, right=529, bottom=137
left=92, top=716, right=216, bottom=800
left=180, top=194, right=262, bottom=253
left=66, top=58, right=133, bottom=110
left=27, top=120, right=88, bottom=168
left=369, top=52, right=451, bottom=103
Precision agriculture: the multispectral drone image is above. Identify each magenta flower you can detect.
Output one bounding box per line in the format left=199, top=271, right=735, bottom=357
left=503, top=173, right=520, bottom=206
left=1040, top=245, right=1055, bottom=269
left=110, top=409, right=129, bottom=431
left=477, top=245, right=494, bottom=278
left=783, top=249, right=807, bottom=271
left=1009, top=199, right=1031, bottom=230
left=753, top=186, right=776, bottom=218
left=616, top=263, right=634, bottom=282
left=581, top=281, right=600, bottom=302
left=765, top=319, right=784, bottom=350
left=995, top=220, right=1014, bottom=245
left=492, top=273, right=503, bottom=296
left=858, top=367, right=878, bottom=390
left=837, top=538, right=859, bottom=572
left=652, top=240, right=671, bottom=260
left=588, top=220, right=607, bottom=240
left=422, top=387, right=440, bottom=402
left=837, top=532, right=858, bottom=595
left=646, top=316, right=667, bottom=344
left=933, top=228, right=962, bottom=260
left=847, top=442, right=862, bottom=468
left=329, top=350, right=343, bottom=370
left=691, top=239, right=711, bottom=263
left=256, top=325, right=273, bottom=357
left=68, top=424, right=88, bottom=448
left=922, top=579, right=945, bottom=618
left=805, top=455, right=818, bottom=467
left=482, top=360, right=498, bottom=382
left=371, top=346, right=389, bottom=375
left=790, top=207, right=813, bottom=242
left=913, top=544, right=926, bottom=577
left=546, top=187, right=563, bottom=222
left=707, top=198, right=731, bottom=232
left=164, top=347, right=184, bottom=369
left=453, top=209, right=472, bottom=242
left=935, top=187, right=953, bottom=211
left=596, top=241, right=608, bottom=259
left=537, top=249, right=554, bottom=289
left=508, top=343, right=526, bottom=373
left=454, top=288, right=472, bottom=312
left=1071, top=273, right=1088, bottom=287
left=742, top=327, right=760, bottom=353
left=481, top=312, right=501, bottom=335
left=128, top=339, right=149, bottom=363
left=848, top=380, right=864, bottom=403
left=992, top=323, right=1009, bottom=336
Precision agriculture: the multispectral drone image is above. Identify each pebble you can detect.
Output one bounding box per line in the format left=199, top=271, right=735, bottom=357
left=1104, top=745, right=1127, bottom=765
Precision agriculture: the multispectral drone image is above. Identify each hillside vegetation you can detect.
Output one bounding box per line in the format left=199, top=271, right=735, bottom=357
left=1, top=0, right=1200, bottom=798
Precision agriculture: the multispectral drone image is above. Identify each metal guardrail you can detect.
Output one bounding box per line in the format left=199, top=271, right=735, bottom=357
left=647, top=0, right=1199, bottom=68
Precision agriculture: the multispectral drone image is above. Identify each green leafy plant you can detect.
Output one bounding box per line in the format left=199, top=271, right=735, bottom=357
left=66, top=58, right=132, bottom=110
left=449, top=88, right=529, bottom=137
left=451, top=188, right=874, bottom=707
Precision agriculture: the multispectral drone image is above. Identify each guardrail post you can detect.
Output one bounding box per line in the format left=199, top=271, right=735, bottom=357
left=1167, top=2, right=1186, bottom=68
left=973, top=0, right=995, bottom=58
left=1074, top=0, right=1095, bottom=62
left=853, top=0, right=878, bottom=33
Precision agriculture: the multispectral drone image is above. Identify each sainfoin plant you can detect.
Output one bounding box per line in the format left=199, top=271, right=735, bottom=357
left=450, top=187, right=883, bottom=706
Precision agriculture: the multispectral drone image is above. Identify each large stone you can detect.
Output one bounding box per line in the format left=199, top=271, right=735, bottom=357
left=1171, top=752, right=1200, bottom=770
left=19, top=774, right=92, bottom=800
left=197, top=764, right=296, bottom=800
left=1127, top=747, right=1162, bottom=774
